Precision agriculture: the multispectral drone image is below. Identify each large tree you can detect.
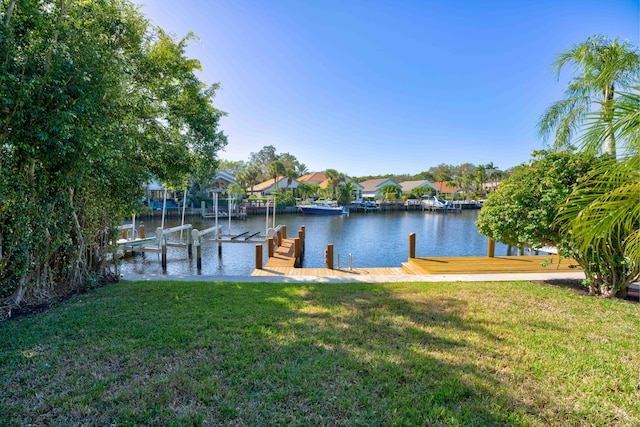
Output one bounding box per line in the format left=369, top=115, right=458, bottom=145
left=0, top=0, right=226, bottom=311
left=476, top=150, right=598, bottom=254
left=538, top=35, right=640, bottom=156
left=555, top=88, right=640, bottom=296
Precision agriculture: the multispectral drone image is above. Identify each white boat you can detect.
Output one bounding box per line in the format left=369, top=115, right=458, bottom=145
left=298, top=200, right=349, bottom=215
left=421, top=196, right=452, bottom=209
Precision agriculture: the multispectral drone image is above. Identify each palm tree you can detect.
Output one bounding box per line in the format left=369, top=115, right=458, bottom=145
left=284, top=168, right=298, bottom=191
left=324, top=169, right=344, bottom=200
left=538, top=35, right=640, bottom=156
left=337, top=181, right=357, bottom=206
left=296, top=182, right=313, bottom=200
left=475, top=164, right=487, bottom=198
left=245, top=166, right=260, bottom=195
left=268, top=160, right=285, bottom=186
left=555, top=88, right=640, bottom=295
left=295, top=163, right=308, bottom=176
left=379, top=183, right=401, bottom=201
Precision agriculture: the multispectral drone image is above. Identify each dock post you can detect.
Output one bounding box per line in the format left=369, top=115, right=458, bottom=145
left=217, top=226, right=222, bottom=257
left=256, top=244, right=263, bottom=269
left=139, top=223, right=145, bottom=238
left=409, top=233, right=416, bottom=259
left=161, top=238, right=167, bottom=270
left=294, top=238, right=301, bottom=267
left=487, top=238, right=495, bottom=257
left=268, top=238, right=274, bottom=258
left=325, top=244, right=334, bottom=270
left=192, top=230, right=201, bottom=270
left=298, top=229, right=305, bottom=255
left=276, top=229, right=282, bottom=247
left=187, top=228, right=193, bottom=259
left=294, top=237, right=300, bottom=258
left=282, top=225, right=287, bottom=239
left=201, top=201, right=206, bottom=218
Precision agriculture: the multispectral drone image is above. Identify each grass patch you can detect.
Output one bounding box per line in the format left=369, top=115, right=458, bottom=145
left=1, top=280, right=638, bottom=425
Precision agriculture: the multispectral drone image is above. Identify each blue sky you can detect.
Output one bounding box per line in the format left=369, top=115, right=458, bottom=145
left=134, top=0, right=639, bottom=177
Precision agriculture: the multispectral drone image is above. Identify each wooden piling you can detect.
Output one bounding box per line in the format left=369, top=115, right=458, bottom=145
left=294, top=237, right=300, bottom=258
left=298, top=229, right=305, bottom=254
left=139, top=223, right=145, bottom=238
left=268, top=238, right=274, bottom=258
left=282, top=224, right=287, bottom=239
left=325, top=244, right=334, bottom=270
left=409, top=233, right=416, bottom=259
left=487, top=238, right=495, bottom=257
left=256, top=244, right=263, bottom=269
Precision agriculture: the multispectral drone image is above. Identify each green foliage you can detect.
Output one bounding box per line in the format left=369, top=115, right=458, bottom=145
left=538, top=35, right=640, bottom=156
left=379, top=183, right=402, bottom=200
left=0, top=0, right=226, bottom=308
left=476, top=150, right=598, bottom=250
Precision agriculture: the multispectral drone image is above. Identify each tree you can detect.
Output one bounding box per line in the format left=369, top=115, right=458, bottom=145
left=554, top=88, right=640, bottom=296
left=267, top=160, right=286, bottom=191
left=0, top=0, right=226, bottom=311
left=284, top=168, right=299, bottom=191
left=238, top=165, right=260, bottom=195
left=324, top=169, right=344, bottom=200
left=538, top=35, right=640, bottom=156
left=248, top=145, right=278, bottom=178
left=379, top=183, right=402, bottom=201
left=337, top=181, right=357, bottom=206
left=475, top=165, right=487, bottom=197
left=476, top=150, right=598, bottom=255
left=410, top=186, right=435, bottom=199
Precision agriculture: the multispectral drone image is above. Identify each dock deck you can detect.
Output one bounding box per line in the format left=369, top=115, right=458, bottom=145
left=403, top=255, right=579, bottom=275
left=264, top=238, right=299, bottom=268
left=253, top=255, right=580, bottom=277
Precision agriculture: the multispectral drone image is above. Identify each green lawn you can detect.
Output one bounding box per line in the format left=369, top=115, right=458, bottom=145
left=1, top=280, right=638, bottom=426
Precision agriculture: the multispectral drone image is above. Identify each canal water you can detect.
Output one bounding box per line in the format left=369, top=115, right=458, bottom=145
left=119, top=210, right=510, bottom=276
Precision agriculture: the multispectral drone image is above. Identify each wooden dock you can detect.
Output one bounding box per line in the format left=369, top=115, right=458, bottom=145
left=252, top=267, right=406, bottom=276
left=264, top=238, right=299, bottom=268
left=402, top=255, right=580, bottom=275
left=253, top=255, right=580, bottom=277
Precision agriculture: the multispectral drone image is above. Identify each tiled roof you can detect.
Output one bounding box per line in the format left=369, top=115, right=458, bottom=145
left=431, top=181, right=461, bottom=193
left=298, top=172, right=327, bottom=185
left=252, top=177, right=283, bottom=191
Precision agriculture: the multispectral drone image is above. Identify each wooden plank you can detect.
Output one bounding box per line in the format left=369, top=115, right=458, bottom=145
left=407, top=256, right=580, bottom=275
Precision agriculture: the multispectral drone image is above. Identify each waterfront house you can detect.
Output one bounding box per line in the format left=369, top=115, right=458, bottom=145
left=298, top=172, right=364, bottom=200
left=359, top=178, right=401, bottom=200
left=431, top=181, right=465, bottom=199
left=399, top=180, right=437, bottom=197
left=206, top=170, right=238, bottom=196
left=249, top=176, right=300, bottom=197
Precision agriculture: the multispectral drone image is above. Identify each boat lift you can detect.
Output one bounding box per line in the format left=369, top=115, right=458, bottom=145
left=118, top=190, right=286, bottom=271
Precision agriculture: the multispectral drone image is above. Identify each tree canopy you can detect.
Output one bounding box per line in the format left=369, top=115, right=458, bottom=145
left=0, top=0, right=226, bottom=310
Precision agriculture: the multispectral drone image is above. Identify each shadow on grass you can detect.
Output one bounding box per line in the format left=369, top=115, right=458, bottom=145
left=0, top=280, right=626, bottom=425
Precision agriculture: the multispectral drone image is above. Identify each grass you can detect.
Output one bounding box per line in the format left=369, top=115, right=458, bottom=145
left=1, top=280, right=638, bottom=426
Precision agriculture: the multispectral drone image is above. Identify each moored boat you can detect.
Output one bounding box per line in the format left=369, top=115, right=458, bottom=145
left=298, top=200, right=349, bottom=215
left=421, top=196, right=452, bottom=209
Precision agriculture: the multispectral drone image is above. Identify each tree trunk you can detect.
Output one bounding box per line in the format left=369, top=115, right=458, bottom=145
left=3, top=0, right=17, bottom=26
left=603, top=85, right=616, bottom=157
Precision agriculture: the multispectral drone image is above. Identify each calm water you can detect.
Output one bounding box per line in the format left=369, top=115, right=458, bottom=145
left=119, top=210, right=509, bottom=276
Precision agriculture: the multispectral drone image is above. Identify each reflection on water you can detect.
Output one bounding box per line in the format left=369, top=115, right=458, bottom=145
left=118, top=210, right=509, bottom=276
